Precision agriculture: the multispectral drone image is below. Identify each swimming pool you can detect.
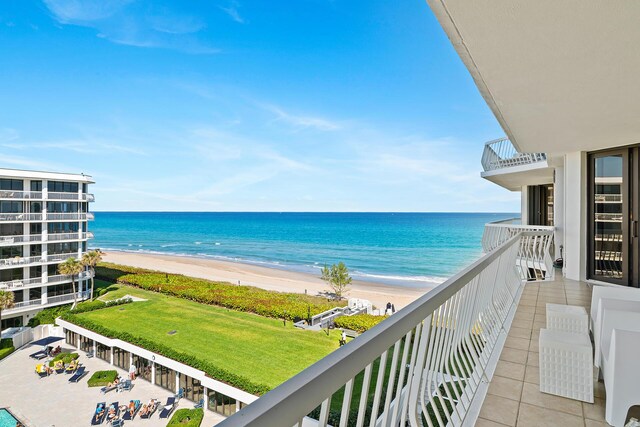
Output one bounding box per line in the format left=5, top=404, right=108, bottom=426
left=0, top=408, right=19, bottom=427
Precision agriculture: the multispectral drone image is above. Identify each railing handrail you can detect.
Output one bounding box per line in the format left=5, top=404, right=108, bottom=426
left=481, top=137, right=546, bottom=172
left=218, top=233, right=525, bottom=427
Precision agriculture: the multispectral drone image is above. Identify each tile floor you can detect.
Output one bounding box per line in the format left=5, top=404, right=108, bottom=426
left=477, top=277, right=613, bottom=427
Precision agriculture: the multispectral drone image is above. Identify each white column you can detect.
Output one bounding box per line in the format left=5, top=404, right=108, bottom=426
left=554, top=164, right=565, bottom=260
left=151, top=362, right=156, bottom=385
left=110, top=347, right=114, bottom=365
left=563, top=152, right=587, bottom=281
left=93, top=341, right=96, bottom=356
left=203, top=387, right=209, bottom=410
left=520, top=185, right=529, bottom=225
left=41, top=286, right=47, bottom=305
left=176, top=372, right=180, bottom=394
left=76, top=334, right=80, bottom=350
left=236, top=400, right=241, bottom=412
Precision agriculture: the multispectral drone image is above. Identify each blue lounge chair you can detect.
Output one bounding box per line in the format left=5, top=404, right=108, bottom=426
left=100, top=384, right=118, bottom=394
left=194, top=398, right=204, bottom=409
left=29, top=349, right=47, bottom=360
left=68, top=366, right=87, bottom=383
left=91, top=402, right=107, bottom=425
left=175, top=388, right=184, bottom=401
left=105, top=401, right=119, bottom=424
left=111, top=419, right=123, bottom=427
left=158, top=397, right=175, bottom=419
left=139, top=399, right=158, bottom=419
left=122, top=400, right=141, bottom=420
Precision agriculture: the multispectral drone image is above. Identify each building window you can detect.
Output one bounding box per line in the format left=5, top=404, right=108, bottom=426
left=154, top=364, right=176, bottom=392
left=46, top=202, right=79, bottom=213
left=113, top=347, right=130, bottom=370
left=31, top=181, right=42, bottom=192
left=0, top=201, right=23, bottom=213
left=12, top=290, right=23, bottom=303
left=0, top=179, right=23, bottom=191
left=179, top=374, right=204, bottom=403
left=0, top=268, right=23, bottom=282
left=0, top=246, right=23, bottom=259
left=48, top=181, right=78, bottom=193
left=48, top=222, right=79, bottom=234
left=0, top=224, right=23, bottom=236
left=47, top=242, right=78, bottom=255
left=65, top=329, right=78, bottom=347
left=30, top=201, right=42, bottom=213
left=29, top=287, right=41, bottom=301
left=79, top=336, right=93, bottom=352
left=47, top=283, right=73, bottom=296
left=132, top=355, right=152, bottom=382
left=96, top=342, right=110, bottom=362
left=1, top=315, right=22, bottom=330
left=208, top=391, right=237, bottom=416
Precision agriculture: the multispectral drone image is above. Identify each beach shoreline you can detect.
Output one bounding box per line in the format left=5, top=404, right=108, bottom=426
left=102, top=250, right=433, bottom=309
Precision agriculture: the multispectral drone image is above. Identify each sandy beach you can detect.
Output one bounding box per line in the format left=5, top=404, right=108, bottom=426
left=102, top=251, right=432, bottom=309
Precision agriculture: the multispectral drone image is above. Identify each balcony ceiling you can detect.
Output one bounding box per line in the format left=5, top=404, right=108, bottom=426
left=427, top=1, right=640, bottom=154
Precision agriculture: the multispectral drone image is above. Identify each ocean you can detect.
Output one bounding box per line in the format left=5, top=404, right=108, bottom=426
left=90, top=212, right=517, bottom=288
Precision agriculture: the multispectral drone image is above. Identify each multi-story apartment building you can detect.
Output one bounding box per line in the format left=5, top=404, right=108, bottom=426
left=0, top=168, right=94, bottom=329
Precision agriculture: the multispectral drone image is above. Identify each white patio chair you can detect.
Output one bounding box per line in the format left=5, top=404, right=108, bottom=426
left=602, top=328, right=640, bottom=427
left=593, top=298, right=640, bottom=368
left=591, top=286, right=640, bottom=331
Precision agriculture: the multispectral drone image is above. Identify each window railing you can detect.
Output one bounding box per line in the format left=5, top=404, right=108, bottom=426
left=48, top=191, right=95, bottom=201
left=218, top=231, right=550, bottom=427
left=0, top=270, right=93, bottom=290
left=47, top=253, right=80, bottom=262
left=0, top=213, right=43, bottom=221
left=0, top=191, right=94, bottom=201
left=481, top=137, right=546, bottom=172
left=46, top=213, right=93, bottom=221
left=0, top=232, right=94, bottom=246
left=0, top=255, right=46, bottom=268
left=0, top=190, right=43, bottom=199
left=0, top=234, right=42, bottom=246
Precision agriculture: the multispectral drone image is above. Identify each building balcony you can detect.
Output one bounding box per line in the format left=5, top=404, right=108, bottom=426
left=0, top=212, right=94, bottom=222
left=0, top=190, right=95, bottom=201
left=0, top=271, right=93, bottom=291
left=481, top=138, right=553, bottom=191
left=0, top=232, right=94, bottom=247
left=3, top=290, right=91, bottom=315
left=0, top=252, right=81, bottom=270
left=217, top=229, right=557, bottom=427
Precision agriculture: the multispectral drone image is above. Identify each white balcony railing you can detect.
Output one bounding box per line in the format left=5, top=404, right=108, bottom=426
left=46, top=212, right=93, bottom=221
left=0, top=191, right=94, bottom=201
left=481, top=137, right=546, bottom=172
left=0, top=213, right=43, bottom=222
left=218, top=230, right=553, bottom=427
left=47, top=232, right=94, bottom=241
left=482, top=218, right=555, bottom=281
left=0, top=270, right=94, bottom=290
left=0, top=190, right=43, bottom=199
left=5, top=291, right=91, bottom=314
left=0, top=234, right=43, bottom=246
left=0, top=232, right=93, bottom=246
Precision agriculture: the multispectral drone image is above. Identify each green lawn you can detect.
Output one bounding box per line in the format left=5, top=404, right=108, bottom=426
left=79, top=284, right=340, bottom=390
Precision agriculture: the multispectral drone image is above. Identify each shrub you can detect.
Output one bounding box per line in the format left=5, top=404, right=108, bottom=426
left=0, top=346, right=14, bottom=360
left=334, top=314, right=388, bottom=333
left=87, top=370, right=118, bottom=387
left=61, top=313, right=270, bottom=395
left=0, top=338, right=13, bottom=349
left=167, top=408, right=204, bottom=427
left=48, top=352, right=79, bottom=367
left=104, top=266, right=343, bottom=321
left=28, top=304, right=71, bottom=326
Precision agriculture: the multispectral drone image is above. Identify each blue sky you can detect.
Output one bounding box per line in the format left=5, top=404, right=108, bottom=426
left=0, top=0, right=518, bottom=212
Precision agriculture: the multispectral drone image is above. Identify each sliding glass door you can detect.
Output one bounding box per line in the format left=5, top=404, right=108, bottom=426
left=589, top=149, right=636, bottom=286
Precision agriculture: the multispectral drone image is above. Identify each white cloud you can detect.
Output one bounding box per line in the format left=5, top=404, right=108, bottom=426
left=263, top=104, right=341, bottom=131
left=219, top=1, right=244, bottom=24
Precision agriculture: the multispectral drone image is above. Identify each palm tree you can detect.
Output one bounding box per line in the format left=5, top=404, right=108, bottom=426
left=82, top=250, right=103, bottom=301
left=0, top=290, right=15, bottom=331
left=58, top=258, right=84, bottom=310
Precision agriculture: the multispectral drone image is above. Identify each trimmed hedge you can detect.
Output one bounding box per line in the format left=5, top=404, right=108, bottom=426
left=27, top=298, right=133, bottom=327
left=61, top=313, right=270, bottom=395
left=97, top=262, right=343, bottom=321
left=48, top=352, right=79, bottom=367
left=0, top=346, right=14, bottom=360
left=0, top=338, right=13, bottom=349
left=87, top=370, right=118, bottom=387
left=334, top=314, right=388, bottom=333
left=167, top=408, right=204, bottom=427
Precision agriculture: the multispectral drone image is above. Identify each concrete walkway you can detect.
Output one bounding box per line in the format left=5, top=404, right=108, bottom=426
left=477, top=277, right=611, bottom=427
left=0, top=342, right=225, bottom=427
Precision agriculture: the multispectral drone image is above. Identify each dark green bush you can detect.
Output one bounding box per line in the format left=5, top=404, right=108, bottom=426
left=101, top=266, right=343, bottom=322
left=334, top=314, right=388, bottom=333
left=48, top=352, right=79, bottom=367
left=61, top=313, right=270, bottom=395
left=28, top=304, right=71, bottom=326
left=167, top=408, right=204, bottom=427
left=0, top=346, right=14, bottom=360
left=0, top=338, right=13, bottom=349
left=87, top=370, right=118, bottom=387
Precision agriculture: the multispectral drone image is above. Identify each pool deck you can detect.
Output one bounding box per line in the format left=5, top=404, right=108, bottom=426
left=0, top=342, right=226, bottom=427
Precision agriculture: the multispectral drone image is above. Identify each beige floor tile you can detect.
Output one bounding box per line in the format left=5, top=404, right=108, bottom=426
left=517, top=403, right=585, bottom=427
left=499, top=347, right=529, bottom=364
left=521, top=382, right=583, bottom=416
left=476, top=418, right=511, bottom=427
left=533, top=314, right=547, bottom=323
left=593, top=380, right=606, bottom=399
left=517, top=305, right=536, bottom=314
left=585, top=419, right=610, bottom=427
left=487, top=375, right=523, bottom=401
left=526, top=352, right=539, bottom=367
left=514, top=312, right=535, bottom=322
left=512, top=319, right=534, bottom=329
left=508, top=326, right=532, bottom=340
left=494, top=360, right=526, bottom=381
left=504, top=336, right=531, bottom=351
left=478, top=394, right=519, bottom=427
left=524, top=365, right=539, bottom=385
left=583, top=397, right=606, bottom=422
left=528, top=338, right=539, bottom=352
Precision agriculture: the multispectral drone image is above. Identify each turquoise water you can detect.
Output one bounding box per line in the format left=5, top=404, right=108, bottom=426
left=90, top=212, right=516, bottom=287
left=0, top=409, right=18, bottom=427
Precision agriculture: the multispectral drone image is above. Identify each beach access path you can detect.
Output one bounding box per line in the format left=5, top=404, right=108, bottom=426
left=102, top=252, right=431, bottom=309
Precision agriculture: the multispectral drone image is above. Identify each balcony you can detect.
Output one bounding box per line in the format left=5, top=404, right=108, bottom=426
left=0, top=271, right=93, bottom=291
left=0, top=191, right=95, bottom=201
left=217, top=229, right=555, bottom=427
left=0, top=232, right=94, bottom=247
left=0, top=252, right=80, bottom=270
left=3, top=291, right=91, bottom=315
left=46, top=212, right=94, bottom=221
left=480, top=138, right=552, bottom=191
